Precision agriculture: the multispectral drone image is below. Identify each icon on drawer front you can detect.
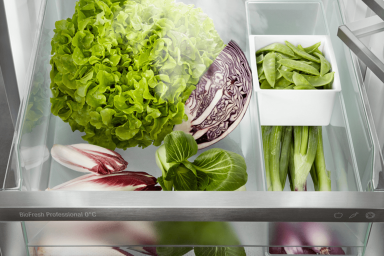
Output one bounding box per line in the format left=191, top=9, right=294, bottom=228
left=349, top=212, right=359, bottom=219
left=334, top=213, right=343, bottom=219
left=366, top=212, right=375, bottom=219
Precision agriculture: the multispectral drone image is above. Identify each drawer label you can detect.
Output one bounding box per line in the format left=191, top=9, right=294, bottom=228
left=18, top=212, right=97, bottom=218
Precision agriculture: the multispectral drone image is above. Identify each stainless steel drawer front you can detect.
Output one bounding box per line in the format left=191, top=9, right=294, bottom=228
left=0, top=191, right=382, bottom=222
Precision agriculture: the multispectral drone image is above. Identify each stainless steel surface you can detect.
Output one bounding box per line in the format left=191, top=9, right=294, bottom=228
left=346, top=15, right=384, bottom=38
left=348, top=46, right=384, bottom=190
left=0, top=191, right=382, bottom=222
left=365, top=223, right=384, bottom=256
left=362, top=0, right=384, bottom=21
left=0, top=0, right=20, bottom=127
left=0, top=68, right=15, bottom=190
left=338, top=25, right=384, bottom=83
left=0, top=222, right=28, bottom=256
left=340, top=2, right=384, bottom=255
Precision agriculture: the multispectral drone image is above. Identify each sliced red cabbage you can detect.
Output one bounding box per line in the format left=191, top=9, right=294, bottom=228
left=174, top=40, right=253, bottom=149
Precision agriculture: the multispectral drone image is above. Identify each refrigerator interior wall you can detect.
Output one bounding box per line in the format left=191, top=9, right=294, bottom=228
left=337, top=0, right=384, bottom=255
left=0, top=0, right=379, bottom=254
left=3, top=0, right=44, bottom=98
left=362, top=31, right=384, bottom=156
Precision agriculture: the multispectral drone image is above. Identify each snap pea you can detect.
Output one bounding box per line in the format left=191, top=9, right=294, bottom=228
left=279, top=53, right=301, bottom=60
left=278, top=59, right=320, bottom=76
left=314, top=52, right=331, bottom=76
left=285, top=41, right=320, bottom=63
left=263, top=52, right=276, bottom=87
left=275, top=84, right=291, bottom=89
left=324, top=83, right=332, bottom=89
left=279, top=65, right=294, bottom=72
left=256, top=54, right=264, bottom=64
left=293, top=72, right=315, bottom=89
left=256, top=42, right=295, bottom=57
left=257, top=63, right=264, bottom=77
left=275, top=77, right=292, bottom=88
left=299, top=61, right=320, bottom=72
left=303, top=42, right=321, bottom=54
left=284, top=85, right=295, bottom=89
left=276, top=54, right=282, bottom=69
left=275, top=55, right=282, bottom=80
left=302, top=72, right=334, bottom=87
left=314, top=48, right=323, bottom=55
left=257, top=40, right=334, bottom=90
left=277, top=53, right=291, bottom=59
left=279, top=70, right=293, bottom=83
left=276, top=70, right=282, bottom=80
left=294, top=84, right=316, bottom=89
left=260, top=80, right=273, bottom=89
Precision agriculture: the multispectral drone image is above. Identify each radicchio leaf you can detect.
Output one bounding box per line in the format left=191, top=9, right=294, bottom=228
left=49, top=171, right=162, bottom=191
left=51, top=143, right=128, bottom=175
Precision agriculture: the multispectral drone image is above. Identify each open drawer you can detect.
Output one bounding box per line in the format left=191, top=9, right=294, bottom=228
left=0, top=0, right=382, bottom=255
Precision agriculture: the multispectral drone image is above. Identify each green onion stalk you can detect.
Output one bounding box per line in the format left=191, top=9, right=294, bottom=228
left=262, top=126, right=291, bottom=191
left=311, top=127, right=331, bottom=191
left=291, top=126, right=318, bottom=191
left=262, top=125, right=331, bottom=192
left=262, top=126, right=273, bottom=191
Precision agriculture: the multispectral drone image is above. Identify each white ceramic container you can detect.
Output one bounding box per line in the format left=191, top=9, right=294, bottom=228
left=249, top=35, right=341, bottom=126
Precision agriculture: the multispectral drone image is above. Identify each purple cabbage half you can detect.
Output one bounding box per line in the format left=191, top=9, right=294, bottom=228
left=174, top=40, right=253, bottom=149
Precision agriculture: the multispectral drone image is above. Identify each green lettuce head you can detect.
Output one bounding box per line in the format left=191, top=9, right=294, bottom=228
left=50, top=0, right=225, bottom=150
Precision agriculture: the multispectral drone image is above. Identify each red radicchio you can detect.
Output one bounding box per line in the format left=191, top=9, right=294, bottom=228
left=174, top=40, right=253, bottom=149
left=51, top=143, right=128, bottom=175
left=49, top=171, right=162, bottom=191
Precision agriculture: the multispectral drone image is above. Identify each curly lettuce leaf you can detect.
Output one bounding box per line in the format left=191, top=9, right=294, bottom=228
left=50, top=0, right=225, bottom=150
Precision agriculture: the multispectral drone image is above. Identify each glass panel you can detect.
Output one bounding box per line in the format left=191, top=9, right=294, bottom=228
left=28, top=246, right=364, bottom=256
left=246, top=2, right=328, bottom=35
left=7, top=0, right=375, bottom=253
left=24, top=220, right=368, bottom=254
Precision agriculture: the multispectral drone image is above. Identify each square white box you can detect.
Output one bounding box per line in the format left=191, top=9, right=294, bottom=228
left=249, top=35, right=341, bottom=126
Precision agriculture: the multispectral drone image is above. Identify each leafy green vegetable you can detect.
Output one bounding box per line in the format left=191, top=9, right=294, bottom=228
left=24, top=73, right=50, bottom=133
left=193, top=149, right=248, bottom=191
left=194, top=246, right=246, bottom=256
left=164, top=131, right=198, bottom=163
left=50, top=0, right=225, bottom=150
left=156, top=247, right=193, bottom=256
left=156, top=222, right=246, bottom=256
left=156, top=131, right=248, bottom=191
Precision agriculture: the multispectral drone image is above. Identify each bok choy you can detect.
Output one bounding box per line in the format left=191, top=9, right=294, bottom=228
left=156, top=131, right=248, bottom=191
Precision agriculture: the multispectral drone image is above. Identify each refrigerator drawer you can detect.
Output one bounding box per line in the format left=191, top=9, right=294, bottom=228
left=0, top=0, right=382, bottom=255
